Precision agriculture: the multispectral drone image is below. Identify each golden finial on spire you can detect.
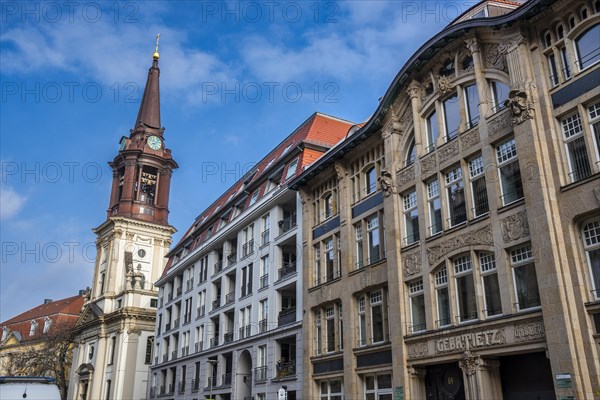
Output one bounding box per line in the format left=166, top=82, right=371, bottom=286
left=153, top=33, right=160, bottom=60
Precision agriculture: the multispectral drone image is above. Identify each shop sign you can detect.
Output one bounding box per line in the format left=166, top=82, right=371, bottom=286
left=434, top=329, right=506, bottom=354
left=556, top=374, right=572, bottom=388
left=394, top=386, right=404, bottom=400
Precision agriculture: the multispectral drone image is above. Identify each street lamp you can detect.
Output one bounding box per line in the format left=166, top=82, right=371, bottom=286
left=207, top=359, right=217, bottom=400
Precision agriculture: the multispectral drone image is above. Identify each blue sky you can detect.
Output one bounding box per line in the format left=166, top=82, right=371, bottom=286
left=0, top=1, right=473, bottom=319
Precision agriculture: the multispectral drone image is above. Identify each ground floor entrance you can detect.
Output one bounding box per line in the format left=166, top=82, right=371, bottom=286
left=425, top=362, right=465, bottom=400
left=499, top=352, right=555, bottom=400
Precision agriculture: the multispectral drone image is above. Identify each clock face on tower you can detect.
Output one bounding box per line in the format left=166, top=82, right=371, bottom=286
left=147, top=135, right=162, bottom=150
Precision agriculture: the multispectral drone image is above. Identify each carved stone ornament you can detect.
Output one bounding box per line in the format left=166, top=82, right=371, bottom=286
left=397, top=165, right=415, bottom=186
left=378, top=169, right=397, bottom=198
left=488, top=110, right=512, bottom=137
left=464, top=38, right=480, bottom=54
left=407, top=81, right=422, bottom=100
left=427, top=225, right=493, bottom=265
left=501, top=211, right=530, bottom=243
left=459, top=350, right=480, bottom=376
left=438, top=140, right=459, bottom=165
left=514, top=321, right=546, bottom=342
left=505, top=90, right=534, bottom=125
left=298, top=190, right=309, bottom=206
left=334, top=161, right=346, bottom=181
left=460, top=129, right=479, bottom=149
left=484, top=43, right=507, bottom=72
left=421, top=154, right=437, bottom=175
left=403, top=251, right=422, bottom=277
left=361, top=270, right=377, bottom=288
left=437, top=75, right=454, bottom=95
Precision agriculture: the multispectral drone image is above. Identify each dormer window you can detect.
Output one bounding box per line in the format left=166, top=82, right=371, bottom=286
left=249, top=190, right=259, bottom=206
left=281, top=143, right=293, bottom=156
left=29, top=320, right=38, bottom=336
left=285, top=159, right=299, bottom=181
left=2, top=327, right=9, bottom=341
left=43, top=317, right=52, bottom=333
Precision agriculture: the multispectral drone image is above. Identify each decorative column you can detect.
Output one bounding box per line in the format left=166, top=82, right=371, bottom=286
left=459, top=351, right=502, bottom=400
left=407, top=81, right=423, bottom=152
left=464, top=37, right=492, bottom=120
left=408, top=366, right=427, bottom=400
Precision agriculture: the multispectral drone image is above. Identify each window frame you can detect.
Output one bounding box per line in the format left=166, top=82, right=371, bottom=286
left=510, top=244, right=541, bottom=311
left=582, top=218, right=600, bottom=300
left=496, top=138, right=524, bottom=206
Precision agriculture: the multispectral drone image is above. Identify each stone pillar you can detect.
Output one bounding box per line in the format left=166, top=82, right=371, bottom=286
left=459, top=351, right=502, bottom=400
left=408, top=366, right=427, bottom=400
left=464, top=37, right=492, bottom=121
left=407, top=81, right=423, bottom=153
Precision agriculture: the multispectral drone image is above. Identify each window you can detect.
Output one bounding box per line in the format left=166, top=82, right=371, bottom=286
left=365, top=166, right=377, bottom=195
left=434, top=267, right=451, bottom=327
left=367, top=214, right=382, bottom=264
left=427, top=179, right=443, bottom=235
left=468, top=155, right=489, bottom=217
left=548, top=54, right=560, bottom=87
left=257, top=345, right=267, bottom=380
left=589, top=102, right=600, bottom=160
left=364, top=373, right=392, bottom=400
left=575, top=23, right=600, bottom=70
left=355, top=224, right=364, bottom=269
left=99, top=272, right=106, bottom=295
left=43, top=317, right=52, bottom=333
left=490, top=81, right=509, bottom=113
left=249, top=190, right=259, bottom=206
left=285, top=158, right=298, bottom=180
left=464, top=84, right=479, bottom=129
left=443, top=93, right=460, bottom=141
left=242, top=224, right=254, bottom=257
left=241, top=264, right=253, bottom=297
left=445, top=167, right=467, bottom=227
left=199, top=255, right=208, bottom=283
left=408, top=280, right=426, bottom=333
left=556, top=24, right=564, bottom=39
left=370, top=290, right=385, bottom=343
left=560, top=46, right=572, bottom=80
left=454, top=255, right=477, bottom=322
left=320, top=379, right=343, bottom=400
left=259, top=299, right=268, bottom=332
left=326, top=306, right=336, bottom=353
left=562, top=113, right=592, bottom=182
left=496, top=138, right=524, bottom=205
left=315, top=245, right=322, bottom=285
left=261, top=214, right=270, bottom=245
left=405, top=137, right=416, bottom=166
left=2, top=327, right=8, bottom=341
left=544, top=31, right=552, bottom=48
left=510, top=244, right=541, bottom=310
left=480, top=253, right=502, bottom=317
left=324, top=193, right=333, bottom=219
left=403, top=190, right=419, bottom=245
left=426, top=110, right=439, bottom=152
left=358, top=296, right=367, bottom=346
left=315, top=310, right=322, bottom=355
left=325, top=238, right=337, bottom=281
left=583, top=218, right=600, bottom=300
left=338, top=304, right=344, bottom=351
left=29, top=320, right=38, bottom=336
left=259, top=256, right=269, bottom=289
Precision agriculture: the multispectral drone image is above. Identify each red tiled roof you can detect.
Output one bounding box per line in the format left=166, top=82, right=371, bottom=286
left=1, top=295, right=84, bottom=326
left=162, top=113, right=354, bottom=277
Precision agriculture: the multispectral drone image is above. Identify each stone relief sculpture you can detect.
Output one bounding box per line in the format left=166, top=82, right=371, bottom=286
left=505, top=90, right=534, bottom=125
left=378, top=170, right=397, bottom=197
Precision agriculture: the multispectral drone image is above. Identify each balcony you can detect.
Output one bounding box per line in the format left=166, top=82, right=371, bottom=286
left=259, top=318, right=268, bottom=333
left=278, top=308, right=296, bottom=326
left=191, top=378, right=200, bottom=392
left=225, top=291, right=235, bottom=305
left=259, top=274, right=269, bottom=289
left=206, top=376, right=217, bottom=389
left=162, top=354, right=168, bottom=363
left=214, top=260, right=223, bottom=275
left=185, top=279, right=194, bottom=292
left=165, top=322, right=171, bottom=332
left=150, top=386, right=157, bottom=398
left=196, top=305, right=206, bottom=319
left=167, top=292, right=173, bottom=302
left=278, top=262, right=296, bottom=281
left=242, top=240, right=255, bottom=258
left=159, top=385, right=166, bottom=396
left=176, top=286, right=182, bottom=297
left=173, top=318, right=180, bottom=329
left=278, top=214, right=297, bottom=236
left=224, top=331, right=234, bottom=344
left=171, top=350, right=178, bottom=361
left=239, top=324, right=251, bottom=339
left=255, top=366, right=268, bottom=382
left=178, top=381, right=185, bottom=394
left=276, top=360, right=296, bottom=378
left=195, top=341, right=203, bottom=353
left=210, top=337, right=219, bottom=348
left=181, top=346, right=190, bottom=357
left=212, top=299, right=221, bottom=311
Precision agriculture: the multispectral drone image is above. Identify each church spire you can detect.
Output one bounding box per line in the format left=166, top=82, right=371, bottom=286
left=134, top=34, right=161, bottom=131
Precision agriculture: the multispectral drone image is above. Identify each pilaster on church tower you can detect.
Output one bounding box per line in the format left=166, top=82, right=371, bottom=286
left=107, top=35, right=178, bottom=226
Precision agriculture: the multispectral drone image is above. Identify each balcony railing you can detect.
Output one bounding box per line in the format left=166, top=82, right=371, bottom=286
left=227, top=253, right=237, bottom=267
left=259, top=318, right=268, bottom=333
left=150, top=386, right=157, bottom=398
left=178, top=381, right=185, bottom=394
left=259, top=274, right=269, bottom=289
left=210, top=337, right=219, bottom=348
left=195, top=341, right=203, bottom=353
left=176, top=286, right=182, bottom=297
left=186, top=279, right=194, bottom=292
left=278, top=262, right=296, bottom=281
left=167, top=292, right=173, bottom=302
left=239, top=324, right=251, bottom=339
left=206, top=376, right=217, bottom=389
left=191, top=379, right=200, bottom=392
left=278, top=214, right=297, bottom=235
left=261, top=229, right=270, bottom=245
left=159, top=385, right=165, bottom=396
left=225, top=291, right=235, bottom=305
left=276, top=360, right=296, bottom=378
left=222, top=373, right=232, bottom=386
left=197, top=305, right=205, bottom=318
left=214, top=260, right=223, bottom=275
left=168, top=383, right=174, bottom=395
left=224, top=331, right=234, bottom=343
left=241, top=283, right=252, bottom=297
left=171, top=350, right=178, bottom=360
left=242, top=240, right=255, bottom=257
left=278, top=308, right=296, bottom=326
left=255, top=366, right=268, bottom=382
left=162, top=354, right=168, bottom=363
left=212, top=299, right=221, bottom=310
left=173, top=318, right=180, bottom=329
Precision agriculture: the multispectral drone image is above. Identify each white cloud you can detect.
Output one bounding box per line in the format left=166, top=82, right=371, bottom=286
left=0, top=186, right=27, bottom=220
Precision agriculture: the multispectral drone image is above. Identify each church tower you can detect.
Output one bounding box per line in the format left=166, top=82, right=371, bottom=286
left=68, top=37, right=177, bottom=400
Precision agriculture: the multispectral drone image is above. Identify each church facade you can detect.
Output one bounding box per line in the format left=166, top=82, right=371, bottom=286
left=67, top=44, right=178, bottom=400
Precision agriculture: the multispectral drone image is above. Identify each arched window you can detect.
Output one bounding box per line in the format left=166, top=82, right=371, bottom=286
left=440, top=59, right=455, bottom=76
left=405, top=137, right=416, bottom=167
left=544, top=31, right=552, bottom=48
left=569, top=15, right=576, bottom=30
left=29, top=320, right=38, bottom=336
left=575, top=23, right=600, bottom=70
left=581, top=7, right=589, bottom=20
left=556, top=24, right=564, bottom=39
left=583, top=218, right=600, bottom=300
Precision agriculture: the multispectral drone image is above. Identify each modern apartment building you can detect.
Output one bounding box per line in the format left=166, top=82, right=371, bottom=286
left=149, top=113, right=354, bottom=399
left=291, top=0, right=600, bottom=399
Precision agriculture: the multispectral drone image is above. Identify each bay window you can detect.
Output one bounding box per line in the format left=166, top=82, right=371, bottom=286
left=490, top=81, right=509, bottom=113
left=426, top=110, right=439, bottom=152
left=575, top=23, right=600, bottom=70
